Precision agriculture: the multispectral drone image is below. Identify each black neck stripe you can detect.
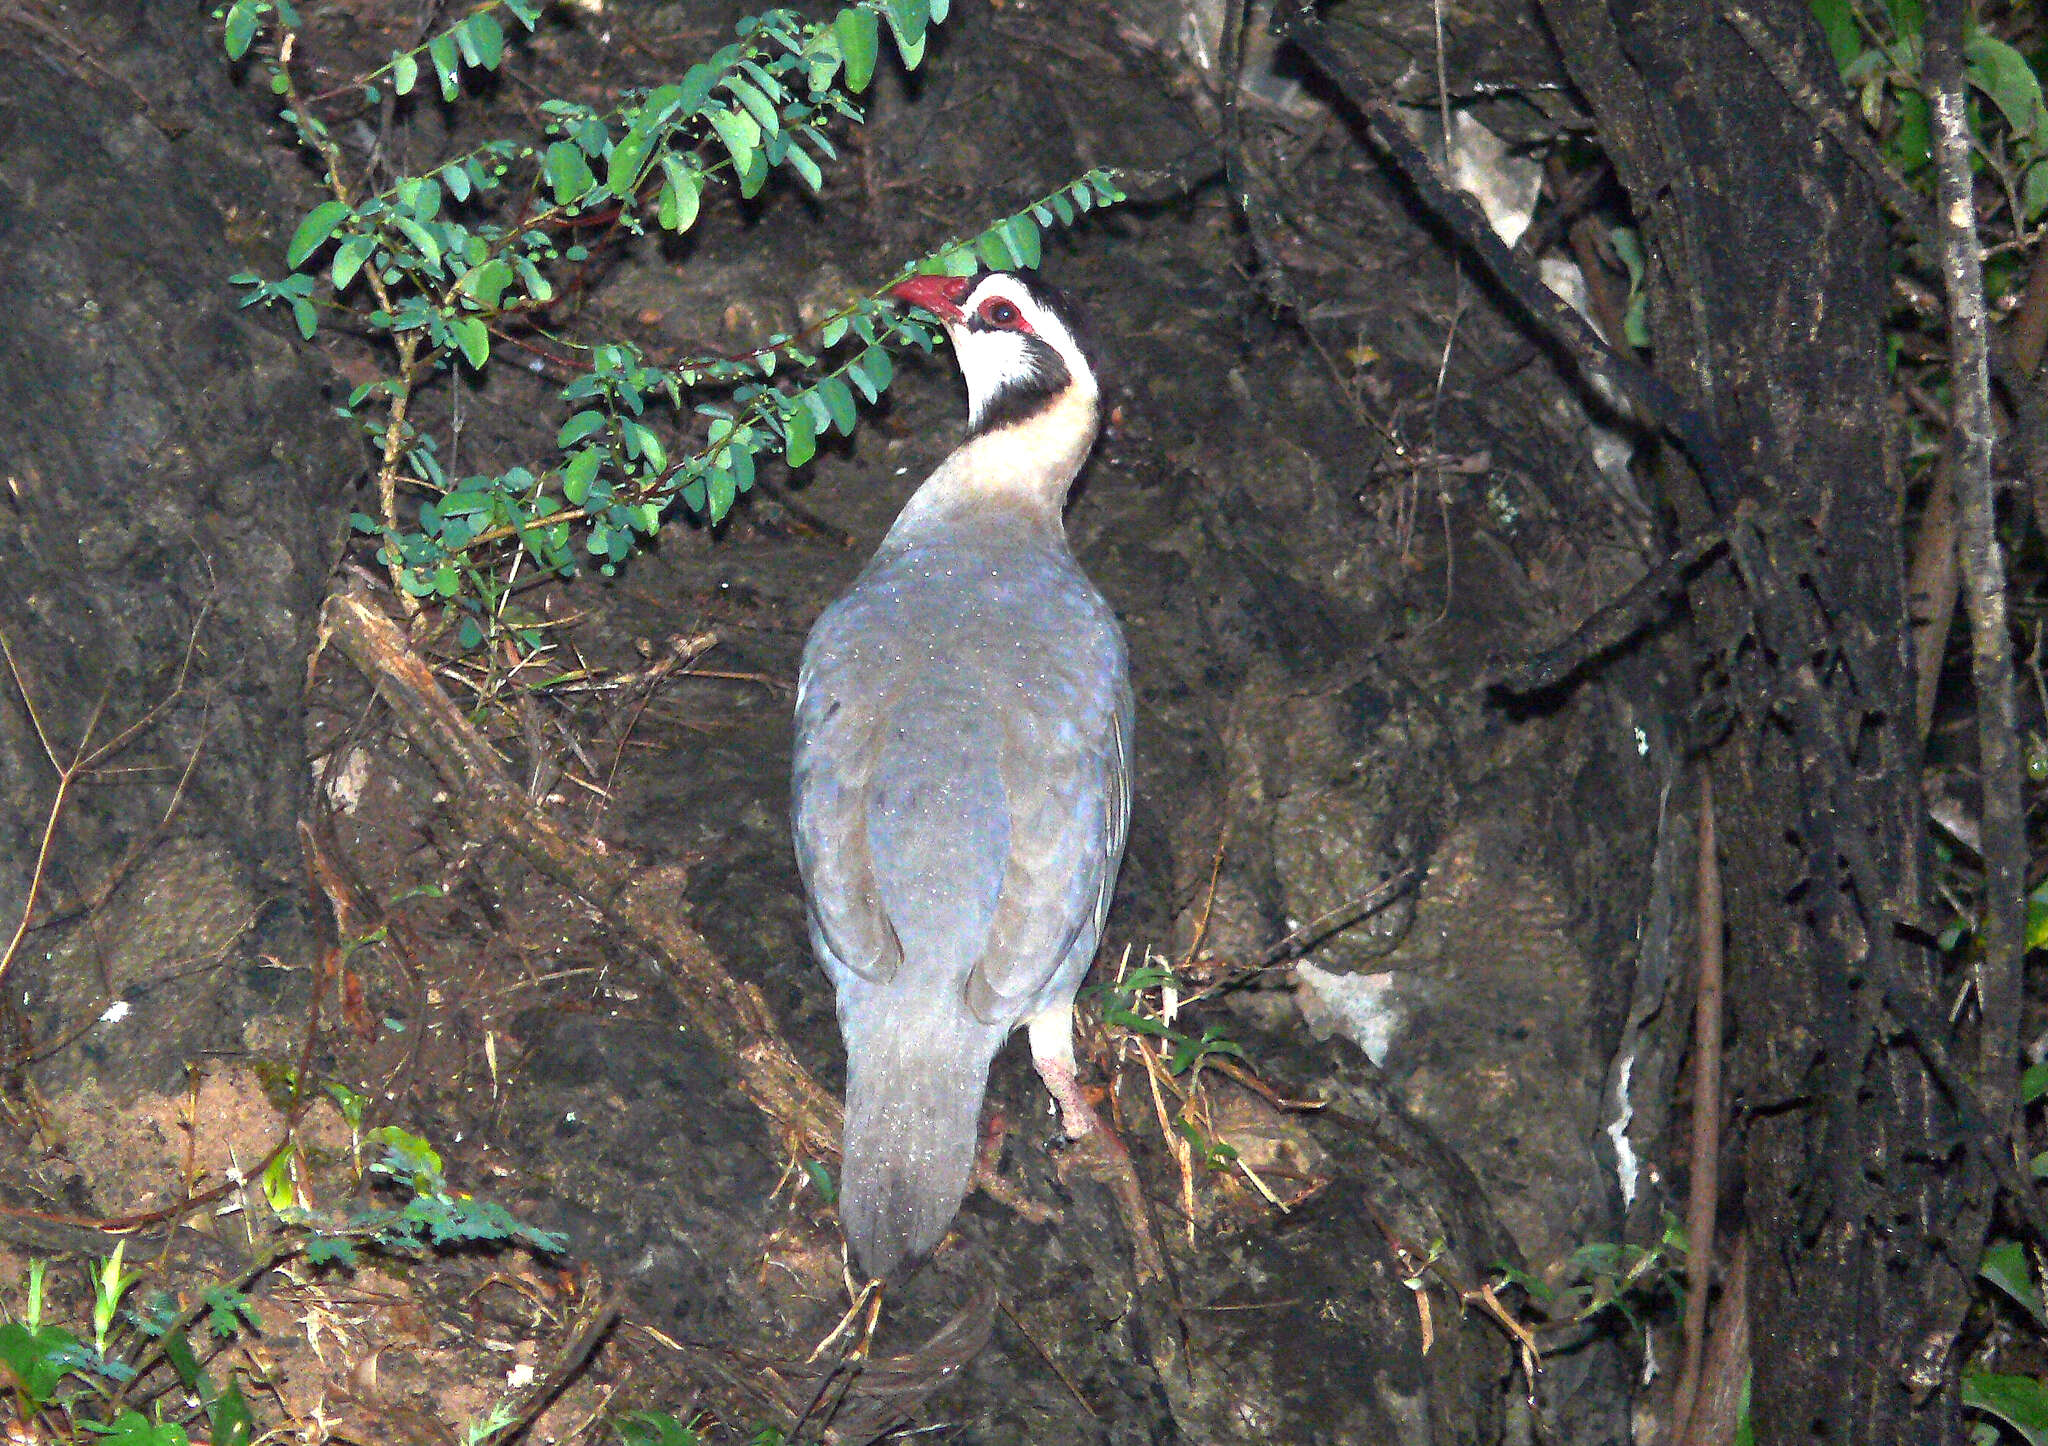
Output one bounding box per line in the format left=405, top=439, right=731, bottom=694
left=969, top=336, right=1073, bottom=435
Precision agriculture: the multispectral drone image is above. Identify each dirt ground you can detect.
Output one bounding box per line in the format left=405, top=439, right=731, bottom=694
left=0, top=0, right=1688, bottom=1441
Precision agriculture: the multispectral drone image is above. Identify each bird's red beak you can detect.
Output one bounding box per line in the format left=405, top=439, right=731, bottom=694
left=889, top=273, right=972, bottom=324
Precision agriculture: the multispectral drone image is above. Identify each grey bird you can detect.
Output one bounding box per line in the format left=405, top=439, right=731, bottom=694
left=792, top=269, right=1131, bottom=1281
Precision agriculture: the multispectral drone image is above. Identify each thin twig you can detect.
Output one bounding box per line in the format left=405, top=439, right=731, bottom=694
left=1926, top=0, right=2025, bottom=1115
left=1673, top=775, right=1723, bottom=1446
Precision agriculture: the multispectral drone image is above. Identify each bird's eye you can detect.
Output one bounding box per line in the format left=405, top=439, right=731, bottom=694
left=979, top=297, right=1023, bottom=327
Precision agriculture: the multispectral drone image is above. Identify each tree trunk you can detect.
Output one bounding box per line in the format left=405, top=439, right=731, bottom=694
left=0, top=2, right=353, bottom=1069
left=1536, top=1, right=1978, bottom=1440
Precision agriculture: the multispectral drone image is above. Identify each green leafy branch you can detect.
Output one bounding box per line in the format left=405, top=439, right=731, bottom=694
left=220, top=0, right=1127, bottom=667
left=404, top=168, right=1125, bottom=593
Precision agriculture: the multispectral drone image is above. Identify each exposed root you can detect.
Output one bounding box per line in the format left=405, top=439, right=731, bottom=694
left=325, top=584, right=842, bottom=1161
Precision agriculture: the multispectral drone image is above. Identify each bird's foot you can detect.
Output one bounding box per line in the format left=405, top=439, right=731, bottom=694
left=971, top=1110, right=1063, bottom=1225
left=1049, top=1115, right=1168, bottom=1284
left=1034, top=1053, right=1101, bottom=1141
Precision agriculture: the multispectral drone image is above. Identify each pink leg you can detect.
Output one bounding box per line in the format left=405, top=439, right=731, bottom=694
left=1027, top=1004, right=1098, bottom=1138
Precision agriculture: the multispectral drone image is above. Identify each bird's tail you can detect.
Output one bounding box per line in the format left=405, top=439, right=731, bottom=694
left=839, top=1018, right=997, bottom=1281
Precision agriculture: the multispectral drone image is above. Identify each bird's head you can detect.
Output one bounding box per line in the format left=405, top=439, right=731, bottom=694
left=889, top=270, right=1098, bottom=436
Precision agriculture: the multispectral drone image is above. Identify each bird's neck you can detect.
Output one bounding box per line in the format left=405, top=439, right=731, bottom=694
left=886, top=385, right=1100, bottom=541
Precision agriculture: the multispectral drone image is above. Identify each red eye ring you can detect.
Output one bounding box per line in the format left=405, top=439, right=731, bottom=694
left=978, top=297, right=1024, bottom=327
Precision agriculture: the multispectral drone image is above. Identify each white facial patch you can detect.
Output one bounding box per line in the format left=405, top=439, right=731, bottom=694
left=946, top=275, right=1096, bottom=430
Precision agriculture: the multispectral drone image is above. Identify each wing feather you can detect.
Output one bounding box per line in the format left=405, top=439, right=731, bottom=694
left=792, top=638, right=904, bottom=984
left=962, top=630, right=1131, bottom=1023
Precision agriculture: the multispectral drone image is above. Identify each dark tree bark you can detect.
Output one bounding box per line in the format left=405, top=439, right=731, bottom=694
left=0, top=3, right=352, bottom=942
left=1535, top=1, right=1978, bottom=1440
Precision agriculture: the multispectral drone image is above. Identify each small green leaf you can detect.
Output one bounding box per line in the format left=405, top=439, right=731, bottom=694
left=725, top=76, right=781, bottom=135
left=1966, top=1372, right=2048, bottom=1446
left=820, top=375, right=857, bottom=434
left=622, top=420, right=667, bottom=471
left=400, top=175, right=442, bottom=221
left=707, top=468, right=737, bottom=519
left=786, top=141, right=823, bottom=193
left=784, top=403, right=816, bottom=466
left=210, top=1379, right=254, bottom=1446
left=735, top=144, right=769, bottom=198
left=858, top=345, right=892, bottom=393
left=1965, top=33, right=2048, bottom=148
left=709, top=107, right=760, bottom=173
left=562, top=446, right=604, bottom=502
left=1983, top=1240, right=2048, bottom=1329
left=1810, top=0, right=1861, bottom=73
left=658, top=158, right=702, bottom=232
left=515, top=256, right=553, bottom=303
left=286, top=200, right=351, bottom=268
left=888, top=14, right=926, bottom=67
left=2024, top=1059, right=2048, bottom=1104
left=1007, top=213, right=1041, bottom=267
left=466, top=11, right=505, bottom=69
left=450, top=315, right=489, bottom=366
left=452, top=15, right=483, bottom=66
left=392, top=215, right=442, bottom=270
left=836, top=7, right=879, bottom=92
left=885, top=0, right=930, bottom=67
left=1891, top=89, right=1931, bottom=172
left=223, top=0, right=260, bottom=60
left=2026, top=161, right=2048, bottom=223
left=428, top=32, right=459, bottom=100
left=290, top=297, right=318, bottom=339
left=847, top=360, right=876, bottom=403
left=558, top=411, right=609, bottom=447
left=332, top=234, right=375, bottom=291
left=801, top=1159, right=837, bottom=1203
left=680, top=61, right=718, bottom=112
left=390, top=50, right=419, bottom=94
left=441, top=160, right=471, bottom=202
left=96, top=1410, right=189, bottom=1446
left=545, top=140, right=597, bottom=204
left=977, top=227, right=1013, bottom=270
left=608, top=129, right=654, bottom=198
left=643, top=82, right=685, bottom=126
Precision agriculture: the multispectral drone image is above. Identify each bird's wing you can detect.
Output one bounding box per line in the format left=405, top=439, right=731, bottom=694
left=792, top=641, right=904, bottom=984
left=962, top=641, right=1132, bottom=1025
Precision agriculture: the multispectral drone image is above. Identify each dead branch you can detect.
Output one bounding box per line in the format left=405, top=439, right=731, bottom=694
left=1673, top=775, right=1724, bottom=1446
left=1926, top=1, right=2025, bottom=1110
left=321, top=583, right=843, bottom=1161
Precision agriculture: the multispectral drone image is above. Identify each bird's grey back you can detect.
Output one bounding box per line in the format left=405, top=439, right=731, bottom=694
left=793, top=517, right=1128, bottom=1277
left=797, top=525, right=1125, bottom=988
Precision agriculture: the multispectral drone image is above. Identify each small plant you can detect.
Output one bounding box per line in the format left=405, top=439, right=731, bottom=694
left=616, top=1410, right=708, bottom=1446
left=0, top=1121, right=558, bottom=1445
left=1493, top=1212, right=1689, bottom=1335
left=216, top=0, right=1125, bottom=677
left=0, top=1252, right=256, bottom=1446
left=288, top=1125, right=566, bottom=1267
left=1084, top=950, right=1324, bottom=1239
